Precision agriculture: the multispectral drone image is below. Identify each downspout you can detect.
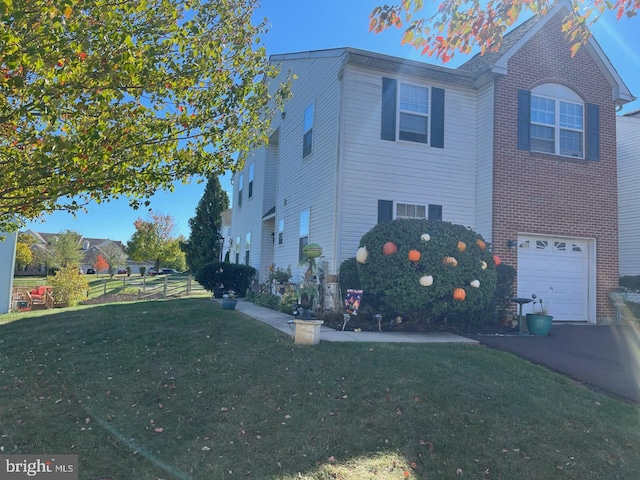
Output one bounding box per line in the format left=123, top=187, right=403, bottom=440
left=332, top=52, right=348, bottom=277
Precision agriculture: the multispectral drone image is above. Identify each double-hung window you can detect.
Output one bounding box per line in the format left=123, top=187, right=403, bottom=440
left=303, top=103, right=314, bottom=158
left=277, top=218, right=284, bottom=246
left=518, top=84, right=598, bottom=160
left=245, top=232, right=251, bottom=265
left=531, top=95, right=584, bottom=158
left=399, top=83, right=429, bottom=143
left=299, top=209, right=309, bottom=262
left=381, top=77, right=445, bottom=148
left=235, top=236, right=240, bottom=264
left=248, top=164, right=254, bottom=198
left=238, top=173, right=244, bottom=207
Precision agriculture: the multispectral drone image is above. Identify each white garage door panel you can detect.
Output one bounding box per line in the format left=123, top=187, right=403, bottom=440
left=517, top=236, right=590, bottom=321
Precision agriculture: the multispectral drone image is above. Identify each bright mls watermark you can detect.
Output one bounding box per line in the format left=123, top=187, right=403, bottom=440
left=0, top=455, right=77, bottom=479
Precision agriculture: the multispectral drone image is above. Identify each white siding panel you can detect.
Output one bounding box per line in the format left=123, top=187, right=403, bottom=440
left=617, top=115, right=640, bottom=275
left=475, top=84, right=494, bottom=243
left=268, top=54, right=345, bottom=281
left=336, top=66, right=478, bottom=265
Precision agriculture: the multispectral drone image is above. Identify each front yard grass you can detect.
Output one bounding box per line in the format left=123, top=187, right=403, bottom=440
left=1, top=298, right=638, bottom=479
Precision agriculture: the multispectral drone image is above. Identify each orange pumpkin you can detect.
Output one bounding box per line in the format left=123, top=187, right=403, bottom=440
left=493, top=255, right=501, bottom=266
left=457, top=241, right=466, bottom=252
left=382, top=241, right=398, bottom=256
left=475, top=239, right=486, bottom=250
left=453, top=288, right=466, bottom=301
left=408, top=249, right=421, bottom=262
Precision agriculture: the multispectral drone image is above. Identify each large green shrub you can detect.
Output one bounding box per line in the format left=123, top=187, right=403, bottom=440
left=357, top=219, right=497, bottom=323
left=195, top=262, right=256, bottom=296
left=49, top=266, right=90, bottom=307
left=338, top=257, right=361, bottom=293
left=620, top=275, right=640, bottom=291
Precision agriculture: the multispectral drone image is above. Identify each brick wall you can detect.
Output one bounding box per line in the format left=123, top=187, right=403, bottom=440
left=492, top=12, right=618, bottom=321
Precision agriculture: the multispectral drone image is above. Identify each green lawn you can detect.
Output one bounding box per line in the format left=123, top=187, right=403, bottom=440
left=0, top=298, right=638, bottom=479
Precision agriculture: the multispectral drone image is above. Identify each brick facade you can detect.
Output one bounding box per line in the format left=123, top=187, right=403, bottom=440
left=492, top=12, right=618, bottom=321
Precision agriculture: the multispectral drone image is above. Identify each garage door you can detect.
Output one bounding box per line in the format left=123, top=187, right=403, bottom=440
left=517, top=235, right=591, bottom=321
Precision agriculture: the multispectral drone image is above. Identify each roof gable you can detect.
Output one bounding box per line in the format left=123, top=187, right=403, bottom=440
left=459, top=0, right=634, bottom=105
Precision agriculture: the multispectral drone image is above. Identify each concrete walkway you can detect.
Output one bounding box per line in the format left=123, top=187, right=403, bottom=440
left=223, top=298, right=478, bottom=344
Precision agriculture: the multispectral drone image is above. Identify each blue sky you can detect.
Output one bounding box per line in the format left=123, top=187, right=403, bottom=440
left=24, top=0, right=640, bottom=242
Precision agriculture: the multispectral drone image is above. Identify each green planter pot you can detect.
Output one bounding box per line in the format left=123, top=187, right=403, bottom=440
left=526, top=314, right=553, bottom=336
left=221, top=299, right=237, bottom=310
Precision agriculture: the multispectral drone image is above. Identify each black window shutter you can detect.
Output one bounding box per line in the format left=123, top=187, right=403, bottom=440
left=381, top=78, right=397, bottom=141
left=430, top=87, right=445, bottom=148
left=428, top=204, right=442, bottom=221
left=517, top=89, right=531, bottom=151
left=587, top=103, right=600, bottom=161
left=378, top=200, right=393, bottom=223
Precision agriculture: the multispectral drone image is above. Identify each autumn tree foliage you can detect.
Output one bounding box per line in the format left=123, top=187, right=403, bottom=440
left=126, top=212, right=185, bottom=272
left=181, top=175, right=230, bottom=273
left=99, top=244, right=128, bottom=277
left=0, top=0, right=291, bottom=232
left=14, top=241, right=32, bottom=270
left=94, top=254, right=109, bottom=274
left=370, top=0, right=639, bottom=62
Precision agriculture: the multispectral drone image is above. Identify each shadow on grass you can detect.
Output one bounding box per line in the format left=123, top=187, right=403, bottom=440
left=1, top=298, right=639, bottom=479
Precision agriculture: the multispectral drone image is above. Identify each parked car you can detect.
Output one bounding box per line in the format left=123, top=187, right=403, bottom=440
left=147, top=268, right=158, bottom=276
left=161, top=268, right=179, bottom=275
left=117, top=269, right=128, bottom=274
left=86, top=268, right=96, bottom=274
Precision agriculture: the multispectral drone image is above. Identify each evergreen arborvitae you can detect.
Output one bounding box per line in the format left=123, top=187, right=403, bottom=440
left=182, top=175, right=229, bottom=273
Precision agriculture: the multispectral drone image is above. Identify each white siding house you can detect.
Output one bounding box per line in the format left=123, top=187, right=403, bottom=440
left=231, top=1, right=635, bottom=324
left=232, top=48, right=484, bottom=283
left=617, top=113, right=640, bottom=276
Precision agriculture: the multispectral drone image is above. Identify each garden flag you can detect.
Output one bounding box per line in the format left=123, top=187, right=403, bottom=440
left=344, top=289, right=363, bottom=315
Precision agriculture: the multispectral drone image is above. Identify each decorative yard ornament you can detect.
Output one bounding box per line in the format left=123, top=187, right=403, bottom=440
left=382, top=241, right=398, bottom=256
left=470, top=279, right=480, bottom=288
left=419, top=275, right=434, bottom=287
left=443, top=256, right=458, bottom=267
left=493, top=255, right=501, bottom=266
left=481, top=261, right=488, bottom=270
left=302, top=243, right=323, bottom=259
left=475, top=239, right=486, bottom=250
left=408, top=249, right=421, bottom=262
left=453, top=288, right=466, bottom=301
left=457, top=241, right=466, bottom=252
left=356, top=246, right=368, bottom=263
left=420, top=233, right=431, bottom=241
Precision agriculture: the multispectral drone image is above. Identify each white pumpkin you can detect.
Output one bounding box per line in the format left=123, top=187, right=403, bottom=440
left=470, top=279, right=480, bottom=288
left=419, top=275, right=434, bottom=287
left=481, top=261, right=488, bottom=270
left=356, top=246, right=368, bottom=264
left=421, top=233, right=431, bottom=241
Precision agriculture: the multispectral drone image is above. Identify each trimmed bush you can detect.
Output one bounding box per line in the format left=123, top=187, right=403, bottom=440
left=357, top=219, right=497, bottom=324
left=49, top=266, right=90, bottom=307
left=338, top=257, right=361, bottom=294
left=246, top=291, right=280, bottom=310
left=620, top=275, right=640, bottom=291
left=195, top=262, right=256, bottom=296
left=494, top=263, right=517, bottom=314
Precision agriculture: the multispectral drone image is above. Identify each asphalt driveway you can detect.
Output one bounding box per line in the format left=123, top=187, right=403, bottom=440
left=470, top=324, right=640, bottom=404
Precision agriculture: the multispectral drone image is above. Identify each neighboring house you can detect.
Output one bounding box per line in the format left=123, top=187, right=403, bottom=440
left=16, top=230, right=131, bottom=275
left=617, top=111, right=640, bottom=276
left=220, top=208, right=233, bottom=263
left=231, top=1, right=634, bottom=323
